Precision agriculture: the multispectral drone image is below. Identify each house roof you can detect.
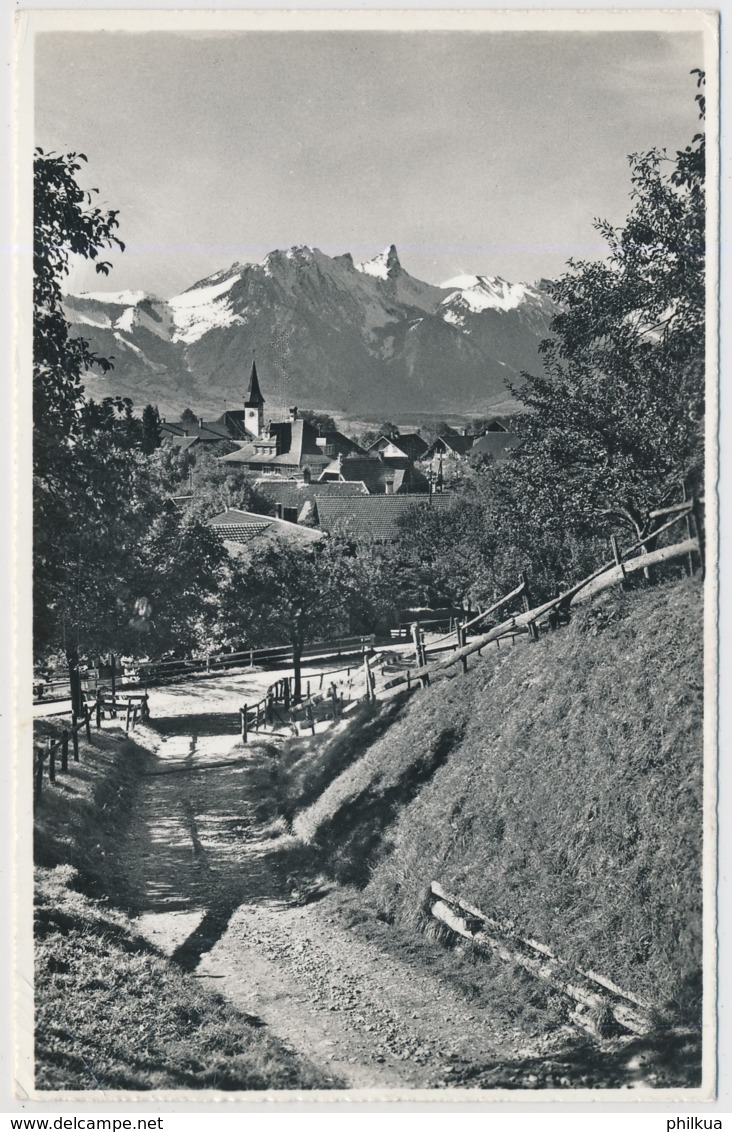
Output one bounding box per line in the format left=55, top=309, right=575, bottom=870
left=368, top=432, right=429, bottom=461
left=422, top=435, right=475, bottom=459
left=207, top=508, right=322, bottom=548
left=469, top=432, right=520, bottom=460
left=319, top=454, right=389, bottom=494
left=314, top=493, right=455, bottom=542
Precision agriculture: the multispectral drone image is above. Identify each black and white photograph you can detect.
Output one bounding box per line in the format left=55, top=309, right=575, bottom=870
left=15, top=9, right=718, bottom=1102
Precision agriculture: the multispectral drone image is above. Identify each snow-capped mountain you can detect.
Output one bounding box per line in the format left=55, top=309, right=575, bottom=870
left=64, top=245, right=556, bottom=416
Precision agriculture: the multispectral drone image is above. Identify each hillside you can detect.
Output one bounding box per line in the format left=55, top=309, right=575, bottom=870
left=286, top=578, right=704, bottom=1026
left=63, top=245, right=556, bottom=418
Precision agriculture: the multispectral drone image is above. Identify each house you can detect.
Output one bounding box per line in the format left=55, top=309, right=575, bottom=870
left=420, top=429, right=520, bottom=482
left=318, top=452, right=429, bottom=495
left=469, top=431, right=521, bottom=461
left=254, top=479, right=369, bottom=525
left=313, top=493, right=455, bottom=543
left=367, top=432, right=430, bottom=463
left=206, top=508, right=322, bottom=554
left=217, top=406, right=366, bottom=479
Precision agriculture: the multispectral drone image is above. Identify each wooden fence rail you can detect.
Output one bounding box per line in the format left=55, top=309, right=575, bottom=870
left=33, top=705, right=92, bottom=807
left=428, top=881, right=657, bottom=1037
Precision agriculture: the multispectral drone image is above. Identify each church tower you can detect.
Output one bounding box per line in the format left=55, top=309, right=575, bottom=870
left=244, top=357, right=265, bottom=438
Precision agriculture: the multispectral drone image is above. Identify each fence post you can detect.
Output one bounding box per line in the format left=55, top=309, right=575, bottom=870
left=125, top=700, right=132, bottom=732
left=610, top=534, right=629, bottom=590
left=691, top=493, right=705, bottom=579
left=60, top=730, right=69, bottom=773
left=459, top=623, right=468, bottom=674
left=142, top=694, right=150, bottom=722
left=283, top=680, right=291, bottom=711
left=240, top=705, right=248, bottom=743
left=72, top=722, right=79, bottom=762
left=47, top=738, right=55, bottom=784
left=406, top=669, right=411, bottom=691
left=250, top=648, right=254, bottom=668
left=363, top=657, right=373, bottom=701
left=34, top=747, right=43, bottom=806
left=519, top=573, right=539, bottom=641
left=306, top=703, right=315, bottom=735
left=110, top=654, right=116, bottom=699
left=83, top=705, right=91, bottom=741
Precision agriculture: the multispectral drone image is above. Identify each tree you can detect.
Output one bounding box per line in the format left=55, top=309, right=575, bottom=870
left=33, top=150, right=126, bottom=658
left=182, top=447, right=274, bottom=522
left=180, top=407, right=198, bottom=428
left=141, top=404, right=163, bottom=454
left=509, top=72, right=705, bottom=544
left=32, top=151, right=226, bottom=666
left=218, top=536, right=377, bottom=701
left=298, top=409, right=337, bottom=433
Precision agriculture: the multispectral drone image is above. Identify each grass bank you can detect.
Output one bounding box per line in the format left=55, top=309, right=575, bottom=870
left=283, top=578, right=704, bottom=1027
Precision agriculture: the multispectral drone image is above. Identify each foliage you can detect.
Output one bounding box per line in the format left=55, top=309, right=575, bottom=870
left=218, top=535, right=393, bottom=699
left=32, top=151, right=227, bottom=662
left=389, top=498, right=496, bottom=610
left=141, top=403, right=163, bottom=454
left=33, top=149, right=124, bottom=445
left=298, top=408, right=338, bottom=434
left=508, top=71, right=705, bottom=541
left=181, top=447, right=274, bottom=523
left=179, top=406, right=198, bottom=427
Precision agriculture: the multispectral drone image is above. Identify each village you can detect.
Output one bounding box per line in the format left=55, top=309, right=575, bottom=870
left=162, top=358, right=519, bottom=548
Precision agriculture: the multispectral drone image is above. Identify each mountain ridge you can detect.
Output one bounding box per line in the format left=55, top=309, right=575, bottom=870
left=63, top=244, right=556, bottom=418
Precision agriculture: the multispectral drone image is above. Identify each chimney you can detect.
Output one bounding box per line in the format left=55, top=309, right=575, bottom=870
left=385, top=477, right=394, bottom=495
left=198, top=417, right=204, bottom=429
left=289, top=406, right=298, bottom=421
left=274, top=503, right=284, bottom=519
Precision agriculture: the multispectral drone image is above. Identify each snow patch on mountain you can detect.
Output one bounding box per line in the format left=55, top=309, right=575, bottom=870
left=169, top=273, right=242, bottom=343
left=77, top=289, right=149, bottom=306
left=440, top=275, right=536, bottom=314
left=356, top=244, right=400, bottom=280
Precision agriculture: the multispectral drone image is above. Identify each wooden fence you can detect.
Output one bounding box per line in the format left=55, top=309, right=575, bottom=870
left=34, top=635, right=375, bottom=704
left=428, top=881, right=656, bottom=1037
left=372, top=493, right=704, bottom=704
left=238, top=650, right=381, bottom=741
left=34, top=691, right=151, bottom=808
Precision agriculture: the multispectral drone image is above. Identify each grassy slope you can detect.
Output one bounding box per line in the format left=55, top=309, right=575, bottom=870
left=33, top=723, right=337, bottom=1091
left=291, top=578, right=704, bottom=1023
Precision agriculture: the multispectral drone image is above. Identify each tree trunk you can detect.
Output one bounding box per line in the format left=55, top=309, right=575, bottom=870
left=66, top=647, right=82, bottom=720
left=292, top=641, right=303, bottom=704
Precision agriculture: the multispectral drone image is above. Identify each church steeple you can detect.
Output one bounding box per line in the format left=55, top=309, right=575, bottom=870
left=244, top=356, right=265, bottom=438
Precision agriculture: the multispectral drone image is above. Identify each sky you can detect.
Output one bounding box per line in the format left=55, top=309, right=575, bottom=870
left=35, top=27, right=704, bottom=297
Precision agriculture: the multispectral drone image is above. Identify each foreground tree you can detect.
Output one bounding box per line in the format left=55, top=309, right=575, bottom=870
left=508, top=71, right=706, bottom=546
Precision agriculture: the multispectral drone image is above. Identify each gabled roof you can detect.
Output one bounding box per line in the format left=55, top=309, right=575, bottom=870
left=368, top=432, right=429, bottom=461
left=422, top=435, right=474, bottom=459
left=206, top=508, right=321, bottom=548
left=314, top=493, right=455, bottom=542
left=319, top=454, right=389, bottom=494
left=244, top=359, right=264, bottom=406
left=470, top=432, right=520, bottom=460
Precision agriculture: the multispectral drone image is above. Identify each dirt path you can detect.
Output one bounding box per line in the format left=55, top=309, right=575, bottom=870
left=108, top=675, right=700, bottom=1093
left=110, top=680, right=558, bottom=1090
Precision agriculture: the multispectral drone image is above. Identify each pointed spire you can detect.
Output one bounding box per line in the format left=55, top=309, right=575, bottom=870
left=244, top=356, right=264, bottom=407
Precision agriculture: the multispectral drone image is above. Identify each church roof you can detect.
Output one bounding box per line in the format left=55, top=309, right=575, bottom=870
left=244, top=359, right=265, bottom=406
